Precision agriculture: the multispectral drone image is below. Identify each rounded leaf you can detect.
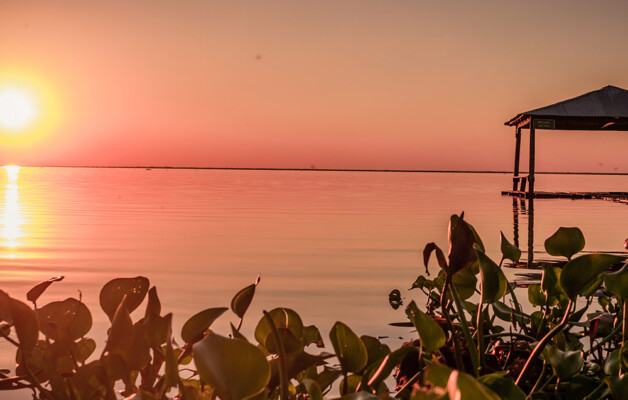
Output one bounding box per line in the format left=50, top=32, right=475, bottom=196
left=254, top=307, right=303, bottom=344
left=450, top=268, right=477, bottom=301
left=604, top=263, right=628, bottom=299
left=329, top=321, right=368, bottom=373
left=193, top=332, right=270, bottom=400
left=476, top=250, right=508, bottom=304
left=561, top=254, right=626, bottom=299
left=544, top=227, right=585, bottom=260
left=405, top=301, right=445, bottom=352
left=99, top=277, right=149, bottom=321
left=548, top=346, right=584, bottom=380
left=478, top=373, right=525, bottom=400
left=36, top=298, right=92, bottom=342
left=181, top=307, right=228, bottom=344
left=447, top=370, right=501, bottom=400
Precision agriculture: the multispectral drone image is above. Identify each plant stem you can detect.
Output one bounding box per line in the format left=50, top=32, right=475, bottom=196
left=263, top=311, right=288, bottom=400
left=440, top=279, right=464, bottom=371
left=515, top=299, right=574, bottom=387
left=476, top=301, right=484, bottom=375
left=450, top=284, right=479, bottom=377
left=483, top=332, right=536, bottom=342
left=527, top=360, right=547, bottom=396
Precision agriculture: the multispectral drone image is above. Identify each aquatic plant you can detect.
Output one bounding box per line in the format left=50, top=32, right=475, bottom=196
left=1, top=213, right=627, bottom=399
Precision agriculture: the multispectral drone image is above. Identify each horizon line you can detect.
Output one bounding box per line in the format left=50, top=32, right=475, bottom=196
left=6, top=165, right=628, bottom=176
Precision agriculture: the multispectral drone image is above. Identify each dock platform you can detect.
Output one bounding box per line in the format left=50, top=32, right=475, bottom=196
left=502, top=190, right=628, bottom=203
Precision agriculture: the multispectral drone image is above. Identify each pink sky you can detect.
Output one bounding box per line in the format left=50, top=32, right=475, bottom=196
left=1, top=1, right=628, bottom=172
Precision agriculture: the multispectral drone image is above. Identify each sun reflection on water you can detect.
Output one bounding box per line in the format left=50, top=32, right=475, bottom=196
left=1, top=165, right=23, bottom=256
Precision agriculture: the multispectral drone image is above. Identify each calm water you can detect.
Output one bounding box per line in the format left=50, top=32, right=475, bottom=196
left=2, top=167, right=628, bottom=383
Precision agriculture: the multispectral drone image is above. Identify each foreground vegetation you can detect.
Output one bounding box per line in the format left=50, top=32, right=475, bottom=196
left=1, top=213, right=628, bottom=399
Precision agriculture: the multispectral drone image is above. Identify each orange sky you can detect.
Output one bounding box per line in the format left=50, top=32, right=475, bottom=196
left=1, top=1, right=628, bottom=172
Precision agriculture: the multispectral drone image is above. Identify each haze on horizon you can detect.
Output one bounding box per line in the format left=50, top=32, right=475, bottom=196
left=1, top=1, right=628, bottom=173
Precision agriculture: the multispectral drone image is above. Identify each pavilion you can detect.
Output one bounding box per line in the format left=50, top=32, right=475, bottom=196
left=503, top=85, right=628, bottom=199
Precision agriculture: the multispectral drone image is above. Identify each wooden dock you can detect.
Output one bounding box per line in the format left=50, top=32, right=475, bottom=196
left=502, top=190, right=628, bottom=203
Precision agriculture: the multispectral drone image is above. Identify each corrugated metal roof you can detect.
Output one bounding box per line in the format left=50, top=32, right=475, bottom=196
left=505, top=85, right=628, bottom=126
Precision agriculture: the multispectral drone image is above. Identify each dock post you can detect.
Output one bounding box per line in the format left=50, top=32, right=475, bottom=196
left=528, top=120, right=535, bottom=199
left=527, top=197, right=534, bottom=267
left=513, top=127, right=521, bottom=191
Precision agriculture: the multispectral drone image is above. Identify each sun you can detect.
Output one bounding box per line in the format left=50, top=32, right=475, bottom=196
left=0, top=86, right=37, bottom=131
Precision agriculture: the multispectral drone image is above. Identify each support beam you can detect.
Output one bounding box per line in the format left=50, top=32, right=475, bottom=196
left=527, top=197, right=534, bottom=267
left=528, top=120, right=535, bottom=199
left=513, top=127, right=521, bottom=191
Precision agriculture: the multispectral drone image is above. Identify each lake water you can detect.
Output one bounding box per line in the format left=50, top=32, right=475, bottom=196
left=2, top=167, right=628, bottom=393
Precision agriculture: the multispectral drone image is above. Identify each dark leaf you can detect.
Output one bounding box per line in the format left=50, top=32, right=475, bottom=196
left=193, top=332, right=270, bottom=400
left=26, top=276, right=64, bottom=305
left=181, top=307, right=228, bottom=344
left=405, top=301, right=445, bottom=352
left=500, top=232, right=521, bottom=263
left=99, top=277, right=149, bottom=321
left=560, top=254, right=625, bottom=299
left=424, top=242, right=447, bottom=276
left=544, top=227, right=585, bottom=260
left=329, top=321, right=367, bottom=373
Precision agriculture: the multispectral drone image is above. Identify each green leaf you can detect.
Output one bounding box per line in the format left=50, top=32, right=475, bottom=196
left=360, top=335, right=390, bottom=367
left=99, top=277, right=149, bottom=321
left=447, top=370, right=501, bottom=400
left=541, top=265, right=562, bottom=296
left=405, top=301, right=445, bottom=352
left=26, top=276, right=64, bottom=305
left=500, top=232, right=521, bottom=262
left=560, top=254, right=626, bottom=299
left=340, top=392, right=381, bottom=400
left=527, top=284, right=545, bottom=307
left=254, top=307, right=303, bottom=344
left=424, top=363, right=453, bottom=388
left=181, top=307, right=228, bottom=344
left=604, top=349, right=620, bottom=376
left=606, top=374, right=628, bottom=398
left=604, top=262, right=628, bottom=298
left=476, top=250, right=508, bottom=304
left=329, top=321, right=368, bottom=373
left=544, top=227, right=585, bottom=260
left=75, top=337, right=96, bottom=363
left=362, top=346, right=417, bottom=391
left=301, top=378, right=323, bottom=400
left=450, top=268, right=477, bottom=301
left=231, top=275, right=260, bottom=319
left=36, top=298, right=92, bottom=342
left=478, top=372, right=526, bottom=400
left=193, top=332, right=270, bottom=400
left=548, top=346, right=584, bottom=380
left=303, top=325, right=324, bottom=348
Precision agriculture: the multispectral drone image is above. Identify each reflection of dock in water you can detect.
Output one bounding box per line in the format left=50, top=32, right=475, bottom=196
left=507, top=196, right=625, bottom=273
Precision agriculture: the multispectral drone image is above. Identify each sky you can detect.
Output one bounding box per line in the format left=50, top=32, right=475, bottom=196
left=1, top=0, right=628, bottom=172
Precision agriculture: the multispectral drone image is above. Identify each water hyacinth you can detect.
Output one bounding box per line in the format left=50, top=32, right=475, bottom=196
left=0, top=213, right=627, bottom=399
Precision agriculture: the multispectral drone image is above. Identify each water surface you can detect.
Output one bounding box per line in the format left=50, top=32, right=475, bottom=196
left=2, top=167, right=628, bottom=378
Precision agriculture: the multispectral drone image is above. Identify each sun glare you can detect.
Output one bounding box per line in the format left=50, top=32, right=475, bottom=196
left=0, top=86, right=37, bottom=131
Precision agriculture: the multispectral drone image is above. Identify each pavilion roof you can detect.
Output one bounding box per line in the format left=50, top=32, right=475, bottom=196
left=505, top=85, right=628, bottom=130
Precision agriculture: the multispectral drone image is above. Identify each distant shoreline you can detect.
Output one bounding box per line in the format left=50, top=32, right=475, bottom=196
left=10, top=165, right=628, bottom=176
